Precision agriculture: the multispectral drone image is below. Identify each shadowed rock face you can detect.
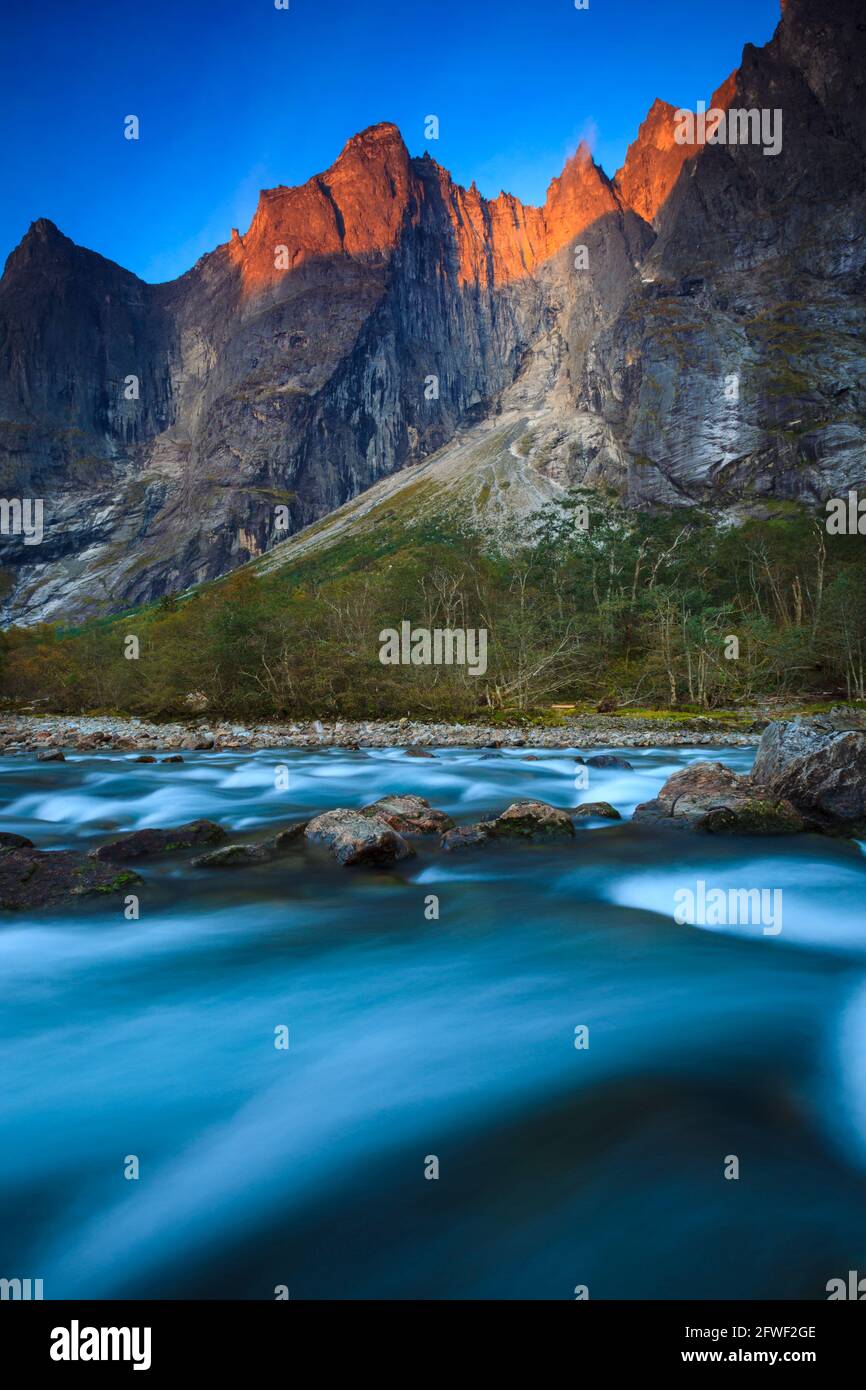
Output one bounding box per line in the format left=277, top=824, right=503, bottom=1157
left=2, top=0, right=866, bottom=625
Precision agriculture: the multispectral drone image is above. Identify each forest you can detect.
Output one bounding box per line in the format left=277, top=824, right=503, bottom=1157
left=1, top=496, right=864, bottom=721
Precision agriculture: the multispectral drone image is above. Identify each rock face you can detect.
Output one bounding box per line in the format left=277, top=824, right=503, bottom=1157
left=89, top=819, right=226, bottom=861
left=2, top=0, right=866, bottom=625
left=633, top=761, right=805, bottom=834
left=0, top=847, right=141, bottom=910
left=304, top=809, right=414, bottom=866
left=0, top=126, right=632, bottom=624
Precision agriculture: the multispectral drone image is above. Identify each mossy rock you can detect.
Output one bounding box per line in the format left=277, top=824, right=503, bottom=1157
left=699, top=799, right=805, bottom=835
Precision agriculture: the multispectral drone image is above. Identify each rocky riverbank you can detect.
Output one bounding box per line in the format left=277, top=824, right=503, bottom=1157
left=0, top=712, right=765, bottom=753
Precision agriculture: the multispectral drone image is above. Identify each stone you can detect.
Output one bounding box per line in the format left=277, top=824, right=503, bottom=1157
left=261, top=822, right=308, bottom=851
left=161, top=754, right=184, bottom=763
left=0, top=831, right=34, bottom=849
left=304, top=809, right=414, bottom=866
left=36, top=749, right=65, bottom=762
left=489, top=800, right=575, bottom=841
left=0, top=848, right=142, bottom=911
left=440, top=823, right=492, bottom=852
left=363, top=794, right=454, bottom=836
left=749, top=716, right=866, bottom=829
left=134, top=755, right=157, bottom=763
left=89, top=819, right=226, bottom=862
left=573, top=802, right=622, bottom=820
left=192, top=843, right=273, bottom=868
left=442, top=800, right=574, bottom=849
left=633, top=761, right=804, bottom=834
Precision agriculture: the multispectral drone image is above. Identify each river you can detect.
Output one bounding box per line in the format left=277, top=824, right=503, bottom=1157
left=2, top=744, right=866, bottom=1299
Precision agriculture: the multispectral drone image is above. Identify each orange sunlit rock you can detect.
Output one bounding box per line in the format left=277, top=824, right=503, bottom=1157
left=614, top=70, right=738, bottom=223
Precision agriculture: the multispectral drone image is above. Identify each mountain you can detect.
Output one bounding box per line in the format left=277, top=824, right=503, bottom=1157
left=1, top=0, right=865, bottom=627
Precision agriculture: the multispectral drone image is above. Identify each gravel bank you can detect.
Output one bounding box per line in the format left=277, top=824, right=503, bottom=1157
left=0, top=714, right=763, bottom=752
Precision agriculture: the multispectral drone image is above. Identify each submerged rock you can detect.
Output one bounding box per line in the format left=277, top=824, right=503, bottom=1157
left=633, top=761, right=804, bottom=834
left=36, top=749, right=65, bottom=762
left=363, top=794, right=453, bottom=836
left=404, top=746, right=435, bottom=759
left=134, top=755, right=157, bottom=763
left=192, top=821, right=308, bottom=867
left=305, top=809, right=414, bottom=866
left=192, top=843, right=273, bottom=868
left=441, top=823, right=493, bottom=852
left=263, top=822, right=309, bottom=850
left=90, top=819, right=226, bottom=862
left=573, top=802, right=622, bottom=820
left=0, top=848, right=142, bottom=911
left=577, top=754, right=634, bottom=770
left=161, top=755, right=184, bottom=763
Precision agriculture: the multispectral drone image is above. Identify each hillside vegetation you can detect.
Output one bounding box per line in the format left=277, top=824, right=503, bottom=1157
left=2, top=496, right=864, bottom=722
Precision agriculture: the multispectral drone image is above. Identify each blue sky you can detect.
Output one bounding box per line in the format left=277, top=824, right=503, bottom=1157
left=0, top=0, right=781, bottom=284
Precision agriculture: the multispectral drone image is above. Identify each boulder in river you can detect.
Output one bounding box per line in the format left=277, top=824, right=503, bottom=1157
left=441, top=823, right=493, bottom=852
left=90, top=819, right=227, bottom=862
left=573, top=802, right=622, bottom=820
left=363, top=794, right=453, bottom=836
left=633, top=761, right=804, bottom=834
left=442, top=800, right=574, bottom=850
left=36, top=749, right=65, bottom=762
left=491, top=800, right=575, bottom=841
left=0, top=848, right=142, bottom=911
left=304, top=809, right=414, bottom=866
left=635, top=714, right=866, bottom=836
left=404, top=746, right=435, bottom=759
left=749, top=714, right=866, bottom=832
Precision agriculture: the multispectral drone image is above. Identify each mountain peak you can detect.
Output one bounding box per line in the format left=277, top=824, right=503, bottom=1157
left=337, top=121, right=406, bottom=156
left=614, top=71, right=737, bottom=223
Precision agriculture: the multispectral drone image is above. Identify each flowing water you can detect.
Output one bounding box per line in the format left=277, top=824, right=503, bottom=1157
left=2, top=744, right=866, bottom=1300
